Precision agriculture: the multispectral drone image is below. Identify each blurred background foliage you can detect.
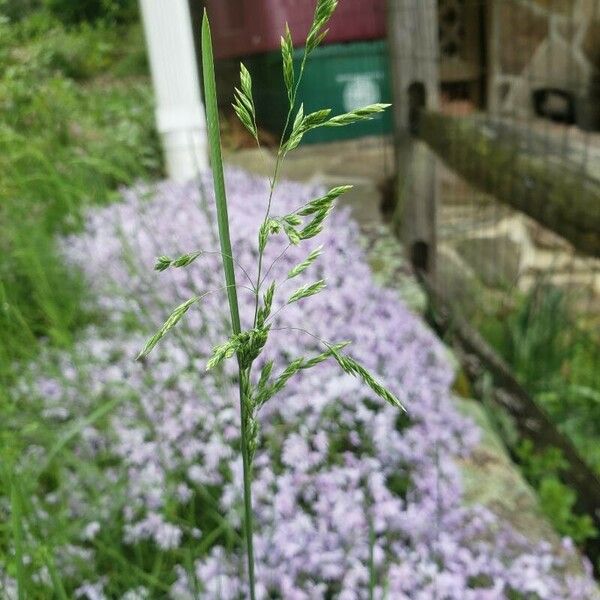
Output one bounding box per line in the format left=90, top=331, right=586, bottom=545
left=0, top=0, right=162, bottom=393
left=1, top=0, right=138, bottom=24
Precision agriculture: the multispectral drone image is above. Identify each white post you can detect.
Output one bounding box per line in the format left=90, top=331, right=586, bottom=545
left=139, top=0, right=208, bottom=181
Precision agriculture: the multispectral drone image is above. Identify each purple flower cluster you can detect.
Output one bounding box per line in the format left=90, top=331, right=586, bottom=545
left=13, top=169, right=598, bottom=598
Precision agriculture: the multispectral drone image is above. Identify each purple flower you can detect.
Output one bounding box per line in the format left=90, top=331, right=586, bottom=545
left=9, top=169, right=598, bottom=599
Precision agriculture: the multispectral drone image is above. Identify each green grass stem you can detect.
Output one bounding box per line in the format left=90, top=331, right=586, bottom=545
left=201, top=11, right=256, bottom=600
left=10, top=479, right=26, bottom=600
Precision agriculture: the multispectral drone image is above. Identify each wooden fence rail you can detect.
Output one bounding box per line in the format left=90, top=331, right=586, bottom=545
left=418, top=111, right=600, bottom=258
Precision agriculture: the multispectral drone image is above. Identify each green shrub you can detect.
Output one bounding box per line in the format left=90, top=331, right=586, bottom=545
left=0, top=0, right=41, bottom=22
left=538, top=478, right=597, bottom=544
left=43, top=0, right=138, bottom=24
left=516, top=440, right=597, bottom=544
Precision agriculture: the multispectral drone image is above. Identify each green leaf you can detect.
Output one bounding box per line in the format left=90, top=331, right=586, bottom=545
left=233, top=93, right=257, bottom=139
left=283, top=223, right=301, bottom=245
left=43, top=395, right=126, bottom=471
left=257, top=360, right=274, bottom=392
left=288, top=280, right=326, bottom=304
left=283, top=214, right=302, bottom=227
left=256, top=342, right=350, bottom=407
left=259, top=357, right=305, bottom=406
left=258, top=222, right=269, bottom=253
left=326, top=103, right=391, bottom=127
left=309, top=28, right=330, bottom=52
left=155, top=256, right=173, bottom=272
left=137, top=296, right=200, bottom=359
left=202, top=11, right=242, bottom=337
left=259, top=218, right=282, bottom=253
left=234, top=86, right=254, bottom=115
left=240, top=62, right=253, bottom=102
left=292, top=103, right=304, bottom=132
left=281, top=23, right=295, bottom=100
left=296, top=185, right=354, bottom=239
left=299, top=207, right=332, bottom=240
left=284, top=107, right=333, bottom=153
left=287, top=245, right=323, bottom=279
left=155, top=251, right=202, bottom=272
left=41, top=549, right=68, bottom=600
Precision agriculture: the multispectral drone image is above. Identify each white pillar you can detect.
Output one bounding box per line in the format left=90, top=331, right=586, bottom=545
left=139, top=0, right=208, bottom=181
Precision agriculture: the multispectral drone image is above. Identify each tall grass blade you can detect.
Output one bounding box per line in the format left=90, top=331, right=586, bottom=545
left=202, top=10, right=256, bottom=600
left=201, top=11, right=241, bottom=337
left=10, top=480, right=26, bottom=600
left=41, top=395, right=126, bottom=474
left=41, top=549, right=69, bottom=600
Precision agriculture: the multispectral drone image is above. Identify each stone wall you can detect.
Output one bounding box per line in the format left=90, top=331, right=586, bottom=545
left=488, top=0, right=600, bottom=125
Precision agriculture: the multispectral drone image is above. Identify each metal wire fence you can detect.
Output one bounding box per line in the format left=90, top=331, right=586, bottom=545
left=208, top=0, right=600, bottom=556
left=208, top=0, right=600, bottom=411
left=416, top=0, right=600, bottom=436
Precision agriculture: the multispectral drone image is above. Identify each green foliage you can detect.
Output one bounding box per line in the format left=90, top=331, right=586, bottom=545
left=10, top=480, right=26, bottom=600
left=0, top=11, right=160, bottom=386
left=480, top=283, right=600, bottom=468
left=256, top=283, right=275, bottom=328
left=306, top=0, right=338, bottom=53
left=330, top=351, right=405, bottom=411
left=538, top=478, right=597, bottom=544
left=516, top=440, right=597, bottom=544
left=281, top=23, right=294, bottom=101
left=155, top=251, right=204, bottom=272
left=0, top=0, right=41, bottom=22
left=479, top=283, right=600, bottom=545
left=255, top=342, right=350, bottom=409
left=325, top=103, right=391, bottom=127
left=500, top=285, right=570, bottom=391
left=43, top=0, right=138, bottom=25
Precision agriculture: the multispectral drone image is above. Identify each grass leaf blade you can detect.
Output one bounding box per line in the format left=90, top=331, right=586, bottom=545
left=11, top=480, right=26, bottom=600
left=41, top=548, right=69, bottom=600
left=202, top=11, right=242, bottom=337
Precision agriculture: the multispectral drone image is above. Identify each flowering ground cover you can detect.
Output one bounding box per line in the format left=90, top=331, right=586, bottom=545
left=3, top=169, right=598, bottom=599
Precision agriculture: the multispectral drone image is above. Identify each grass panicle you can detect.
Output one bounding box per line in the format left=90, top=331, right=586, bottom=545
left=140, top=4, right=393, bottom=597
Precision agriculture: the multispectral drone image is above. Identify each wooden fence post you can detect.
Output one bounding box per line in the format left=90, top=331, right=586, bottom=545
left=387, top=0, right=440, bottom=276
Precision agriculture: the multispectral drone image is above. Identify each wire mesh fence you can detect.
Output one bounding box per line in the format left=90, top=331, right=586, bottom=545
left=207, top=0, right=600, bottom=557
left=418, top=0, right=600, bottom=454
left=208, top=0, right=600, bottom=424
